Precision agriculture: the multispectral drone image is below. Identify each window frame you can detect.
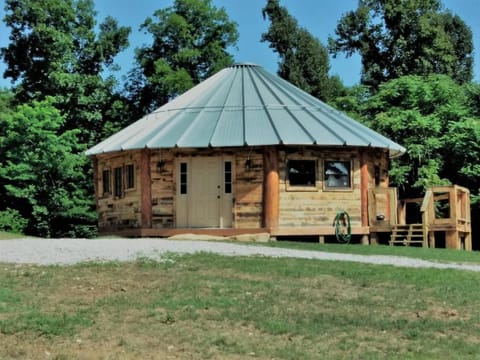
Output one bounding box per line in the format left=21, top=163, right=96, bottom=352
left=125, top=163, right=135, bottom=191
left=323, top=159, right=353, bottom=191
left=285, top=158, right=318, bottom=192
left=224, top=160, right=232, bottom=194
left=179, top=162, right=188, bottom=195
left=113, top=166, right=123, bottom=198
left=101, top=168, right=111, bottom=196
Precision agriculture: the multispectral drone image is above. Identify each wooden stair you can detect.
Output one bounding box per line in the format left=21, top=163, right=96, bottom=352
left=389, top=224, right=425, bottom=246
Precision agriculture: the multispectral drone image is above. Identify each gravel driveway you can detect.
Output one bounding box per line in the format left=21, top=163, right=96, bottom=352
left=1, top=238, right=480, bottom=272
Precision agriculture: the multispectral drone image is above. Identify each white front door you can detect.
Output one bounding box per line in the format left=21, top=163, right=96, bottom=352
left=176, top=156, right=233, bottom=228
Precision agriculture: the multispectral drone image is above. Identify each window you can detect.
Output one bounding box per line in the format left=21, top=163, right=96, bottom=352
left=114, top=167, right=123, bottom=197
left=224, top=161, right=232, bottom=194
left=126, top=164, right=135, bottom=189
left=287, top=160, right=316, bottom=187
left=180, top=162, right=187, bottom=194
left=324, top=160, right=352, bottom=189
left=102, top=169, right=111, bottom=195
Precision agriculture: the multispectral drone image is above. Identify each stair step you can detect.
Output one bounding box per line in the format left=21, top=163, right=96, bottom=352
left=390, top=224, right=425, bottom=246
left=391, top=235, right=424, bottom=239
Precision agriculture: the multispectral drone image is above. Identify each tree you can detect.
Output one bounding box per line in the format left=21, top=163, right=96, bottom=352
left=329, top=0, right=474, bottom=89
left=127, top=0, right=239, bottom=116
left=262, top=0, right=344, bottom=102
left=1, top=0, right=131, bottom=145
left=0, top=99, right=96, bottom=237
left=359, top=75, right=480, bottom=202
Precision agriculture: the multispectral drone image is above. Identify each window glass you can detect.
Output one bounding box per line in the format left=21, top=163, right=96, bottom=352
left=114, top=167, right=123, bottom=197
left=102, top=169, right=110, bottom=195
left=126, top=164, right=135, bottom=189
left=287, top=160, right=316, bottom=186
left=324, top=161, right=351, bottom=188
left=224, top=161, right=232, bottom=194
left=180, top=162, right=187, bottom=194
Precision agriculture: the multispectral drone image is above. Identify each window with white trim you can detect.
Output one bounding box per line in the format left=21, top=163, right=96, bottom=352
left=224, top=161, right=232, bottom=194
left=180, top=162, right=188, bottom=194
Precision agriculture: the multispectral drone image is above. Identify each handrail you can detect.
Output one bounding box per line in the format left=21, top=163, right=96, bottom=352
left=420, top=190, right=433, bottom=213
left=392, top=185, right=471, bottom=250
left=420, top=190, right=433, bottom=248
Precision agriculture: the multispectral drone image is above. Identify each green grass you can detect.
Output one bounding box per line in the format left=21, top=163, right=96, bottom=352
left=0, top=230, right=25, bottom=240
left=261, top=239, right=480, bottom=264
left=1, top=253, right=480, bottom=359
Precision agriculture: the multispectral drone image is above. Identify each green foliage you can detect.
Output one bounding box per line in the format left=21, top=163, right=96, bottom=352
left=0, top=0, right=131, bottom=237
left=329, top=0, right=474, bottom=88
left=261, top=0, right=345, bottom=102
left=0, top=309, right=94, bottom=338
left=0, top=99, right=96, bottom=237
left=0, top=209, right=28, bottom=234
left=1, top=0, right=131, bottom=146
left=356, top=75, right=480, bottom=203
left=127, top=0, right=239, bottom=116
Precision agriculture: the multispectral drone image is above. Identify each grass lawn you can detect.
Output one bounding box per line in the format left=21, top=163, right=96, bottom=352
left=1, top=253, right=480, bottom=359
left=263, top=240, right=480, bottom=264
left=0, top=231, right=26, bottom=240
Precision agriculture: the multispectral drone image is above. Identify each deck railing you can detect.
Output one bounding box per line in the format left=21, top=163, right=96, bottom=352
left=369, top=185, right=472, bottom=250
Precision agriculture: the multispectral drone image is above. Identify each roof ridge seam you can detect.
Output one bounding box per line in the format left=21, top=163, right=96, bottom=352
left=246, top=64, right=282, bottom=144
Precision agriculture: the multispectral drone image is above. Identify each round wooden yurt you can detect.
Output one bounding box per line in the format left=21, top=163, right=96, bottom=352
left=86, top=63, right=405, bottom=242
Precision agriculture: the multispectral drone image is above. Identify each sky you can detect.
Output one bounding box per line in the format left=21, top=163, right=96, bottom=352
left=0, top=0, right=479, bottom=88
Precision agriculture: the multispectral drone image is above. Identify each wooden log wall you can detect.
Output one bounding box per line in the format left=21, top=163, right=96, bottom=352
left=94, top=146, right=389, bottom=233
left=150, top=150, right=175, bottom=228
left=151, top=148, right=265, bottom=229
left=95, top=150, right=143, bottom=231
left=364, top=149, right=391, bottom=224
left=277, top=148, right=386, bottom=228
left=234, top=149, right=264, bottom=228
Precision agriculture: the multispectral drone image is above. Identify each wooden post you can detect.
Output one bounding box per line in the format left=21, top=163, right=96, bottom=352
left=428, top=232, right=436, bottom=248
left=92, top=157, right=99, bottom=210
left=360, top=152, right=369, bottom=245
left=263, top=147, right=279, bottom=231
left=141, top=149, right=152, bottom=229
left=464, top=232, right=472, bottom=251
left=398, top=201, right=406, bottom=225
left=465, top=189, right=472, bottom=250
left=446, top=230, right=460, bottom=249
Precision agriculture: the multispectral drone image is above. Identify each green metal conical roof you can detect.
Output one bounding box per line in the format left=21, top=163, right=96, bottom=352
left=86, top=63, right=405, bottom=157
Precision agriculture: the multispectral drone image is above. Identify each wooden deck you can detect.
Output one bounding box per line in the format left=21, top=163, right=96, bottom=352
left=101, top=226, right=370, bottom=239
left=99, top=185, right=472, bottom=250
left=369, top=185, right=472, bottom=250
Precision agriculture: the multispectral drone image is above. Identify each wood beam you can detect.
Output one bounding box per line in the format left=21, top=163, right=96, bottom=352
left=263, top=147, right=279, bottom=230
left=140, top=149, right=152, bottom=228
left=271, top=226, right=370, bottom=236
left=92, top=157, right=99, bottom=211
left=360, top=152, right=369, bottom=227
left=360, top=152, right=370, bottom=244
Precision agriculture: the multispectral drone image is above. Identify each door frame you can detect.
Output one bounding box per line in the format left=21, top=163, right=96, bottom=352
left=175, top=155, right=234, bottom=228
